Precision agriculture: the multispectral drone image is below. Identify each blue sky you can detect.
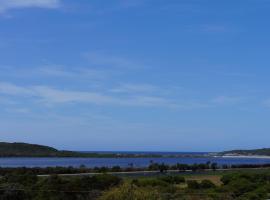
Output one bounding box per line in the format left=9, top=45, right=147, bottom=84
left=1, top=0, right=270, bottom=151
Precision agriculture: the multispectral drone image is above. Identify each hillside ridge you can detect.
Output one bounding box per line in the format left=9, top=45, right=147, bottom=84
left=220, top=148, right=270, bottom=156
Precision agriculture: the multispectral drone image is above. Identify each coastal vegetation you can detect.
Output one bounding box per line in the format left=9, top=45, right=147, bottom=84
left=220, top=148, right=270, bottom=156
left=0, top=162, right=270, bottom=176
left=1, top=169, right=270, bottom=199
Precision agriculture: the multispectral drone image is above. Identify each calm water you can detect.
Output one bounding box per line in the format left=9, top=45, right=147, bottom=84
left=0, top=157, right=270, bottom=168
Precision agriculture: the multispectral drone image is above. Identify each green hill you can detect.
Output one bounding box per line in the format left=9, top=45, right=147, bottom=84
left=0, top=142, right=162, bottom=158
left=220, top=148, right=270, bottom=156
left=0, top=142, right=115, bottom=157
left=0, top=142, right=60, bottom=157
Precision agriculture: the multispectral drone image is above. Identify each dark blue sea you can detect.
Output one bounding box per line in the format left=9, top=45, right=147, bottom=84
left=0, top=152, right=270, bottom=168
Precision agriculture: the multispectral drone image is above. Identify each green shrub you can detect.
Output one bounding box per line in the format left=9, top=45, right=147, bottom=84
left=187, top=180, right=200, bottom=189
left=200, top=180, right=216, bottom=189
left=134, top=178, right=169, bottom=187
left=158, top=175, right=185, bottom=184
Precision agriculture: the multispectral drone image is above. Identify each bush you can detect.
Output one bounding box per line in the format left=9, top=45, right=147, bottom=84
left=200, top=180, right=216, bottom=189
left=158, top=175, right=185, bottom=184
left=87, top=174, right=122, bottom=190
left=134, top=178, right=169, bottom=187
left=187, top=180, right=200, bottom=189
left=228, top=178, right=256, bottom=197
left=0, top=184, right=29, bottom=200
left=4, top=173, right=38, bottom=187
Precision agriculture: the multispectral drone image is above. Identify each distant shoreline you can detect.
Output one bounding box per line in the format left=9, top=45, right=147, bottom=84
left=0, top=154, right=211, bottom=158
left=3, top=142, right=270, bottom=159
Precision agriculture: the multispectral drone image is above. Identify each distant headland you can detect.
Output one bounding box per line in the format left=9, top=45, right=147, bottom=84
left=0, top=142, right=114, bottom=158
left=1, top=142, right=270, bottom=158
left=0, top=142, right=204, bottom=158
left=218, top=148, right=270, bottom=158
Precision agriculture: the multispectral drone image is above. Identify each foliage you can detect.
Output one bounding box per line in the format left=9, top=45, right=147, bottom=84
left=158, top=175, right=185, bottom=184
left=187, top=180, right=200, bottom=189
left=200, top=180, right=216, bottom=189
left=220, top=148, right=270, bottom=156
left=0, top=173, right=122, bottom=200
left=1, top=168, right=270, bottom=200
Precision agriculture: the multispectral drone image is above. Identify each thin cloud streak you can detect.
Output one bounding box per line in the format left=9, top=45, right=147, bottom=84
left=212, top=96, right=242, bottom=105
left=0, top=66, right=108, bottom=80
left=0, top=82, right=178, bottom=108
left=0, top=0, right=61, bottom=13
left=83, top=52, right=147, bottom=70
left=0, top=82, right=248, bottom=110
left=0, top=82, right=33, bottom=96
left=37, top=66, right=108, bottom=80
left=110, top=83, right=159, bottom=94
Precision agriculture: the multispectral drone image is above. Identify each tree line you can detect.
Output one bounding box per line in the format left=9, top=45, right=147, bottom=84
left=0, top=161, right=270, bottom=176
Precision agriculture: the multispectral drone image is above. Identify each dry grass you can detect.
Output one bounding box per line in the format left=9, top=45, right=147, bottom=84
left=185, top=175, right=222, bottom=186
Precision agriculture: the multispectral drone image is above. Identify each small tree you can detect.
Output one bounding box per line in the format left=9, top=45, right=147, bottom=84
left=211, top=163, right=218, bottom=171
left=158, top=163, right=169, bottom=173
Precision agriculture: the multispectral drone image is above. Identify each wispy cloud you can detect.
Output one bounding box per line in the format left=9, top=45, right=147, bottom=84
left=33, top=86, right=117, bottom=105
left=0, top=65, right=108, bottom=81
left=110, top=83, right=158, bottom=94
left=0, top=96, right=17, bottom=105
left=83, top=52, right=146, bottom=70
left=262, top=99, right=270, bottom=108
left=0, top=82, right=177, bottom=108
left=0, top=0, right=61, bottom=13
left=0, top=52, right=147, bottom=84
left=5, top=107, right=30, bottom=114
left=37, top=66, right=108, bottom=80
left=0, top=82, right=33, bottom=96
left=212, top=96, right=242, bottom=105
left=0, top=81, right=247, bottom=110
